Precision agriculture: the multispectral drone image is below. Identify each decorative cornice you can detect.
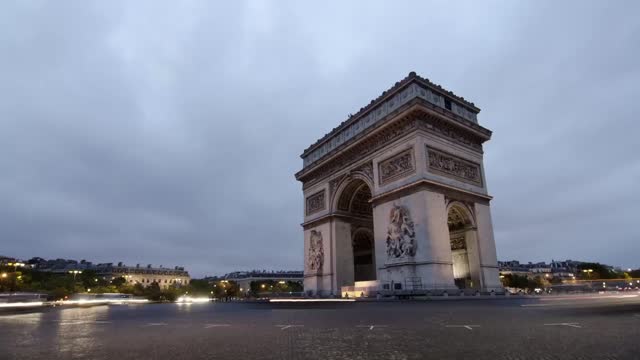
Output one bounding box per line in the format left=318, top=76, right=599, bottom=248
left=301, top=212, right=373, bottom=230
left=300, top=72, right=485, bottom=169
left=380, top=260, right=454, bottom=269
left=297, top=104, right=489, bottom=188
left=370, top=179, right=492, bottom=207
left=298, top=111, right=419, bottom=187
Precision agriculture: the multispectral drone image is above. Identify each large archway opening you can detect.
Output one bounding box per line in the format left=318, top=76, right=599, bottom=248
left=336, top=178, right=376, bottom=283
left=448, top=205, right=473, bottom=289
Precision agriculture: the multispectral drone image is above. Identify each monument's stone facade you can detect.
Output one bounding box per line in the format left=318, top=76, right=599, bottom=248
left=295, top=72, right=502, bottom=296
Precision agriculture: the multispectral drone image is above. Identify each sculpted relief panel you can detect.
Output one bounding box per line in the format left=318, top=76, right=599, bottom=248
left=378, top=148, right=415, bottom=185
left=308, top=230, right=324, bottom=272
left=386, top=205, right=417, bottom=259
left=418, top=114, right=483, bottom=152
left=427, top=146, right=482, bottom=187
left=305, top=190, right=326, bottom=215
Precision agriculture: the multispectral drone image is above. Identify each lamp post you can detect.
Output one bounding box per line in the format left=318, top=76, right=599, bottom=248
left=582, top=269, right=593, bottom=290
left=69, top=270, right=82, bottom=282
left=8, top=262, right=25, bottom=272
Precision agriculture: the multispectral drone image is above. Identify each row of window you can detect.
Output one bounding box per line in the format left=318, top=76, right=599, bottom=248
left=126, top=278, right=188, bottom=284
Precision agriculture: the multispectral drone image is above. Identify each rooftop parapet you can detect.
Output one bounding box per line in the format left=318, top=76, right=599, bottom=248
left=300, top=72, right=481, bottom=169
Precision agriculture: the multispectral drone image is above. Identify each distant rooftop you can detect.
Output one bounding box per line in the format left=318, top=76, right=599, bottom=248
left=300, top=72, right=481, bottom=169
left=209, top=270, right=304, bottom=280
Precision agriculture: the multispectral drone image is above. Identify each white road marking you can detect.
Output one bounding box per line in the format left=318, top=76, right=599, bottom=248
left=204, top=324, right=231, bottom=328
left=445, top=325, right=479, bottom=331
left=544, top=322, right=582, bottom=328
left=144, top=322, right=168, bottom=326
left=356, top=325, right=388, bottom=330
left=276, top=324, right=304, bottom=330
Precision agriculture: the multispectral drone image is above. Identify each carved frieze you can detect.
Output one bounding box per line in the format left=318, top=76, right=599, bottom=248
left=417, top=113, right=483, bottom=152
left=308, top=230, right=324, bottom=272
left=385, top=205, right=417, bottom=259
left=305, top=190, right=326, bottom=215
left=300, top=116, right=418, bottom=189
left=378, top=148, right=415, bottom=185
left=299, top=109, right=487, bottom=190
left=427, top=146, right=482, bottom=187
left=450, top=235, right=466, bottom=250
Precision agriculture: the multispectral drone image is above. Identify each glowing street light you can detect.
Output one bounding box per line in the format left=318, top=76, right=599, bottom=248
left=8, top=262, right=25, bottom=271
left=1, top=273, right=7, bottom=278
left=68, top=270, right=83, bottom=281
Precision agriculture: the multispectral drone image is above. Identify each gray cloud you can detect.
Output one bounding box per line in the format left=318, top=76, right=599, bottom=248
left=1, top=1, right=638, bottom=276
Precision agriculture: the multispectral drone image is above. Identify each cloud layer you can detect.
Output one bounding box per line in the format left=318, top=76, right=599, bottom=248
left=1, top=1, right=638, bottom=276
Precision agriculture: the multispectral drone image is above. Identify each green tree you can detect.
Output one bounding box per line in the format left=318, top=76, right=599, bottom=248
left=144, top=282, right=162, bottom=301
left=577, top=263, right=617, bottom=279
left=188, top=279, right=213, bottom=296
left=111, top=276, right=127, bottom=287
left=161, top=285, right=181, bottom=302
left=501, top=274, right=529, bottom=289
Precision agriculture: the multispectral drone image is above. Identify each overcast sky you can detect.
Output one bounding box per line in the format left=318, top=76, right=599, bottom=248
left=1, top=1, right=638, bottom=277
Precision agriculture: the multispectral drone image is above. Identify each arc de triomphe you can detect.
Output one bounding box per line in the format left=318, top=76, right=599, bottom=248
left=295, top=72, right=502, bottom=297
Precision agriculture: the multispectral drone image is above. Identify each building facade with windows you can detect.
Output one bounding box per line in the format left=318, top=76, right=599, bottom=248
left=96, top=263, right=190, bottom=288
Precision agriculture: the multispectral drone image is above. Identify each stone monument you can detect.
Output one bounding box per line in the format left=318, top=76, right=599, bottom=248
left=295, top=72, right=502, bottom=297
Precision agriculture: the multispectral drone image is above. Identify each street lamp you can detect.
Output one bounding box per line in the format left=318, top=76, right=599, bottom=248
left=8, top=262, right=25, bottom=272
left=69, top=270, right=83, bottom=281
left=582, top=269, right=593, bottom=289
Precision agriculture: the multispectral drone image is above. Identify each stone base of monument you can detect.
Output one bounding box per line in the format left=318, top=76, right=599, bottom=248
left=341, top=280, right=380, bottom=298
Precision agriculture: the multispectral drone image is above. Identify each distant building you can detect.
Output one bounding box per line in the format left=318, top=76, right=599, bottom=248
left=25, top=257, right=190, bottom=288
left=0, top=256, right=18, bottom=266
left=95, top=263, right=190, bottom=289
left=208, top=270, right=303, bottom=294
left=499, top=259, right=585, bottom=279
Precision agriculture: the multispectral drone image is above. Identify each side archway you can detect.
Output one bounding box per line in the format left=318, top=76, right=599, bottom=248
left=352, top=228, right=375, bottom=282
left=446, top=201, right=477, bottom=289
left=331, top=177, right=376, bottom=290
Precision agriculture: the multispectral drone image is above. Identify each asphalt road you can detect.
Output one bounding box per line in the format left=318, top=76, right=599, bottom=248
left=1, top=294, right=640, bottom=360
